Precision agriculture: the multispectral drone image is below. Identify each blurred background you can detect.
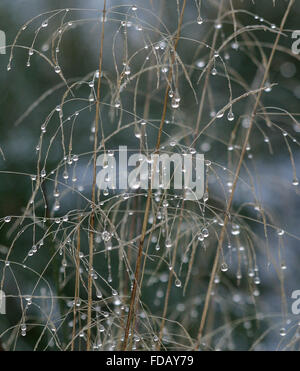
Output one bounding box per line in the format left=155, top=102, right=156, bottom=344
left=0, top=0, right=300, bottom=351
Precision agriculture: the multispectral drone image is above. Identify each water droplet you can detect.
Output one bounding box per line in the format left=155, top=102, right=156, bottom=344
left=214, top=22, right=222, bottom=29
left=231, top=224, right=240, bottom=236
left=202, top=228, right=209, bottom=238
left=171, top=97, right=179, bottom=109
left=175, top=279, right=182, bottom=288
left=280, top=328, right=287, bottom=337
left=198, top=233, right=204, bottom=242
left=254, top=276, right=261, bottom=285
left=63, top=170, right=69, bottom=180
left=102, top=231, right=111, bottom=242
left=197, top=16, right=203, bottom=25
left=165, top=238, right=172, bottom=248
left=54, top=65, right=61, bottom=74
left=124, top=65, right=131, bottom=75
left=227, top=111, right=235, bottom=122
left=89, top=92, right=95, bottom=102
left=54, top=201, right=60, bottom=211
left=4, top=216, right=11, bottom=223
left=211, top=68, right=217, bottom=76
left=42, top=20, right=48, bottom=28
left=221, top=263, right=228, bottom=272
left=265, top=82, right=272, bottom=92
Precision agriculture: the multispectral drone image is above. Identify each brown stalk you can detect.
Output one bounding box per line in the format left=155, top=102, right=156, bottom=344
left=86, top=0, right=107, bottom=351
left=194, top=0, right=295, bottom=350
left=122, top=0, right=187, bottom=351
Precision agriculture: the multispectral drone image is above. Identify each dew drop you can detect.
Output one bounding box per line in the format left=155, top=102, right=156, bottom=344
left=165, top=238, right=172, bottom=248
left=63, top=170, right=69, bottom=180
left=214, top=22, right=222, bottom=29
left=175, top=279, right=182, bottom=288
left=227, top=111, right=235, bottom=122
left=171, top=97, right=180, bottom=109
left=280, top=328, right=287, bottom=337
left=211, top=68, right=217, bottom=76
left=221, top=263, right=228, bottom=272
left=102, top=231, right=111, bottom=242
left=197, top=16, right=203, bottom=25
left=124, top=65, right=131, bottom=75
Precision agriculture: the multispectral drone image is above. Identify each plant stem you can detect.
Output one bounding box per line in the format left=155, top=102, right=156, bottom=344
left=86, top=0, right=106, bottom=351
left=194, top=0, right=295, bottom=350
left=122, top=0, right=187, bottom=351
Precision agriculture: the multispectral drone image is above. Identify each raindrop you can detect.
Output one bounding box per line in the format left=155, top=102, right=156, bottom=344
left=175, top=279, right=182, bottom=288
left=171, top=97, right=179, bottom=109
left=102, top=231, right=111, bottom=242
left=63, top=170, right=69, bottom=180
left=165, top=238, right=172, bottom=248
left=279, top=328, right=287, bottom=337
left=202, top=228, right=209, bottom=238
left=214, top=22, right=222, bottom=29
left=227, top=111, right=235, bottom=122
left=221, top=263, right=228, bottom=272
left=124, top=65, right=131, bottom=75
left=211, top=68, right=217, bottom=76
left=197, top=16, right=203, bottom=25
